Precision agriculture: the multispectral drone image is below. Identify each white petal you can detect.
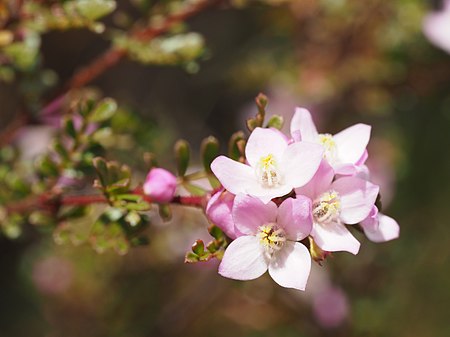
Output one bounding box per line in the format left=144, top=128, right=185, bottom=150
left=268, top=242, right=311, bottom=291
left=332, top=177, right=379, bottom=224
left=246, top=183, right=294, bottom=204
left=423, top=9, right=450, bottom=54
left=210, top=156, right=255, bottom=195
left=363, top=213, right=400, bottom=243
left=245, top=127, right=288, bottom=168
left=218, top=236, right=268, bottom=281
left=290, top=107, right=318, bottom=142
left=233, top=194, right=278, bottom=235
left=333, top=124, right=371, bottom=165
left=277, top=196, right=312, bottom=241
left=281, top=141, right=324, bottom=189
left=312, top=222, right=360, bottom=255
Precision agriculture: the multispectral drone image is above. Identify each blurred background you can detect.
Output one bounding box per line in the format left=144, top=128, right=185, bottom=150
left=1, top=0, right=450, bottom=336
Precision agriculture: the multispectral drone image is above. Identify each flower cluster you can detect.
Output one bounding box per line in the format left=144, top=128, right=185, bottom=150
left=207, top=108, right=400, bottom=290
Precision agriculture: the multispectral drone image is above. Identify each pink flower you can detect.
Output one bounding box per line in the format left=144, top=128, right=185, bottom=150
left=211, top=127, right=323, bottom=203
left=290, top=108, right=371, bottom=175
left=296, top=161, right=379, bottom=255
left=205, top=189, right=243, bottom=239
left=219, top=194, right=312, bottom=291
left=360, top=206, right=400, bottom=243
left=143, top=168, right=177, bottom=203
left=423, top=0, right=450, bottom=54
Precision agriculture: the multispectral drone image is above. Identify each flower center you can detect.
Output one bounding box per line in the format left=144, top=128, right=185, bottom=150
left=257, top=223, right=286, bottom=253
left=317, top=133, right=337, bottom=164
left=313, top=190, right=341, bottom=224
left=255, top=154, right=283, bottom=188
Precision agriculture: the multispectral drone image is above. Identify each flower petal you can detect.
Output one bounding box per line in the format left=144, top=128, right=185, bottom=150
left=295, top=160, right=334, bottom=200
left=333, top=124, right=371, bottom=164
left=290, top=107, right=318, bottom=142
left=423, top=9, right=450, bottom=54
left=210, top=156, right=255, bottom=195
left=233, top=194, right=278, bottom=235
left=281, top=141, right=324, bottom=189
left=245, top=180, right=294, bottom=204
left=268, top=242, right=311, bottom=291
left=245, top=127, right=288, bottom=168
left=312, top=222, right=360, bottom=255
left=332, top=177, right=379, bottom=224
left=206, top=189, right=241, bottom=239
left=363, top=213, right=400, bottom=243
left=277, top=196, right=312, bottom=241
left=218, top=236, right=268, bottom=281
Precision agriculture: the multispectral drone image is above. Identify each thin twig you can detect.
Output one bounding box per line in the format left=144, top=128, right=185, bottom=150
left=5, top=188, right=205, bottom=215
left=0, top=0, right=226, bottom=147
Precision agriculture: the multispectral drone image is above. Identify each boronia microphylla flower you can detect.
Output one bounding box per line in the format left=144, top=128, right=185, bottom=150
left=211, top=127, right=324, bottom=203
left=295, top=161, right=379, bottom=255
left=219, top=194, right=312, bottom=290
left=290, top=108, right=371, bottom=175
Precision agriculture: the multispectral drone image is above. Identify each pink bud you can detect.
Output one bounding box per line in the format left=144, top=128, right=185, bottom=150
left=206, top=189, right=242, bottom=239
left=143, top=168, right=177, bottom=203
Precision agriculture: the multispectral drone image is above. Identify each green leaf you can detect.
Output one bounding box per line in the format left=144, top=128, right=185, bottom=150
left=266, top=115, right=284, bottom=130
left=208, top=225, right=224, bottom=240
left=93, top=157, right=109, bottom=186
left=185, top=252, right=200, bottom=263
left=89, top=98, right=117, bottom=123
left=192, top=239, right=205, bottom=256
left=74, top=0, right=117, bottom=21
left=159, top=204, right=172, bottom=222
left=182, top=182, right=206, bottom=196
left=200, top=136, right=219, bottom=173
left=228, top=131, right=246, bottom=161
left=63, top=117, right=78, bottom=139
left=174, top=139, right=190, bottom=176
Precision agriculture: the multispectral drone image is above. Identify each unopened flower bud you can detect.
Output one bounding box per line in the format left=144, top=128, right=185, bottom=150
left=143, top=168, right=177, bottom=203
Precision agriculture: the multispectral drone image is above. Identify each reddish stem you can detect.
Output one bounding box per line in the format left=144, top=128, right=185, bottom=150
left=5, top=188, right=206, bottom=215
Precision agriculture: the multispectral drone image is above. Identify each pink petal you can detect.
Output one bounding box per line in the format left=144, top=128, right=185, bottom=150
left=332, top=177, right=379, bottom=224
left=312, top=222, right=360, bottom=255
left=268, top=241, right=311, bottom=291
left=363, top=213, right=400, bottom=243
left=218, top=236, right=268, bottom=280
left=277, top=196, right=313, bottom=241
left=245, top=180, right=295, bottom=204
left=245, top=127, right=288, bottom=168
left=360, top=205, right=379, bottom=232
left=356, top=149, right=369, bottom=166
left=333, top=124, right=371, bottom=165
left=233, top=194, right=278, bottom=235
left=281, top=141, right=324, bottom=189
left=295, top=160, right=334, bottom=200
left=210, top=156, right=255, bottom=195
left=206, top=189, right=242, bottom=239
left=290, top=107, right=318, bottom=142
